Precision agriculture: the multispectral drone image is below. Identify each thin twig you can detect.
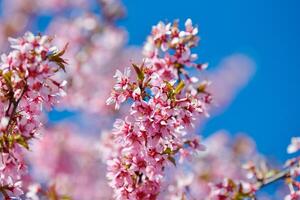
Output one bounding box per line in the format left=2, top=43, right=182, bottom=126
left=6, top=85, right=27, bottom=134
left=256, top=162, right=300, bottom=189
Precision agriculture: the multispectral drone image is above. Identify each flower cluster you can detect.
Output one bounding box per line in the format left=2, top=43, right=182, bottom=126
left=99, top=0, right=126, bottom=21
left=208, top=178, right=257, bottom=200
left=164, top=132, right=262, bottom=199
left=143, top=19, right=208, bottom=81
left=25, top=183, right=70, bottom=200
left=0, top=0, right=133, bottom=118
left=2, top=0, right=87, bottom=14
left=283, top=138, right=300, bottom=200
left=106, top=19, right=210, bottom=199
left=27, top=124, right=112, bottom=200
left=47, top=13, right=141, bottom=115
left=0, top=0, right=88, bottom=51
left=0, top=32, right=67, bottom=199
left=206, top=137, right=300, bottom=200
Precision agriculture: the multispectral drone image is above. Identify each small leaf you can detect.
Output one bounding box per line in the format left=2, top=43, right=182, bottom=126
left=163, top=147, right=172, bottom=155
left=61, top=195, right=72, bottom=200
left=164, top=81, right=176, bottom=100
left=3, top=71, right=12, bottom=86
left=174, top=80, right=185, bottom=94
left=15, top=134, right=29, bottom=150
left=7, top=134, right=15, bottom=148
left=197, top=80, right=210, bottom=93
left=47, top=43, right=69, bottom=72
left=165, top=81, right=174, bottom=91
left=56, top=43, right=69, bottom=57
left=174, top=63, right=183, bottom=68
left=47, top=184, right=59, bottom=200
left=132, top=63, right=144, bottom=81
left=168, top=156, right=176, bottom=167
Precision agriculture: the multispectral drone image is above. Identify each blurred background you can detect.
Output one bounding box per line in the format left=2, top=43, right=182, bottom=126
left=117, top=0, right=300, bottom=162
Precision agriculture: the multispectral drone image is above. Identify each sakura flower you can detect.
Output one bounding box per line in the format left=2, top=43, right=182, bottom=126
left=161, top=132, right=263, bottom=199
left=47, top=13, right=142, bottom=115
left=183, top=18, right=198, bottom=36
left=106, top=68, right=132, bottom=110
left=208, top=178, right=257, bottom=200
left=27, top=125, right=112, bottom=200
left=288, top=137, right=300, bottom=154
left=26, top=183, right=41, bottom=200
left=99, top=0, right=126, bottom=21
left=143, top=19, right=205, bottom=81
left=285, top=190, right=300, bottom=200
left=151, top=22, right=171, bottom=51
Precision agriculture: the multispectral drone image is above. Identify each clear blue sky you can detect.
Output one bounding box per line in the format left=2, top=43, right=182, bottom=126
left=118, top=0, right=300, bottom=161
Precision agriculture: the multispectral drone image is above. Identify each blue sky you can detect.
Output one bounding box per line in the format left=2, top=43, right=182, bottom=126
left=119, top=0, right=300, bottom=161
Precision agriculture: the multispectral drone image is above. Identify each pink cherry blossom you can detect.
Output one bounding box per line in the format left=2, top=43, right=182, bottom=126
left=106, top=19, right=211, bottom=199
left=163, top=131, right=262, bottom=199
left=143, top=19, right=203, bottom=82
left=0, top=32, right=67, bottom=198
left=27, top=124, right=112, bottom=200
left=46, top=13, right=142, bottom=115
left=285, top=191, right=300, bottom=200
left=208, top=178, right=257, bottom=200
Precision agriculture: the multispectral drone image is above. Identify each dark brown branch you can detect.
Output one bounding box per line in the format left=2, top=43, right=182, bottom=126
left=6, top=85, right=27, bottom=134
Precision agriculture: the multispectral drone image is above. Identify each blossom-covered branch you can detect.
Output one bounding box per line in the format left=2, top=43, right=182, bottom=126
left=0, top=32, right=67, bottom=199
left=208, top=137, right=300, bottom=200
left=106, top=19, right=212, bottom=199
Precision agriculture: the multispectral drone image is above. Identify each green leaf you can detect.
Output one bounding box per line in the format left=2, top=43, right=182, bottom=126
left=61, top=195, right=72, bottom=200
left=165, top=81, right=174, bottom=91
left=47, top=43, right=68, bottom=72
left=197, top=81, right=209, bottom=93
left=7, top=134, right=15, bottom=148
left=163, top=147, right=172, bottom=155
left=15, top=134, right=29, bottom=150
left=174, top=81, right=185, bottom=94
left=163, top=81, right=176, bottom=100
left=168, top=156, right=176, bottom=167
left=132, top=63, right=144, bottom=81
left=3, top=71, right=12, bottom=86
left=56, top=43, right=69, bottom=57
left=174, top=63, right=183, bottom=69
left=48, top=187, right=57, bottom=200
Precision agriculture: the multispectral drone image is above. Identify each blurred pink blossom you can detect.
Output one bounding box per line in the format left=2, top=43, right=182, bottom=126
left=28, top=124, right=112, bottom=200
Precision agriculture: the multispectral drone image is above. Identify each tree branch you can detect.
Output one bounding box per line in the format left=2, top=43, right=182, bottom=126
left=256, top=161, right=300, bottom=190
